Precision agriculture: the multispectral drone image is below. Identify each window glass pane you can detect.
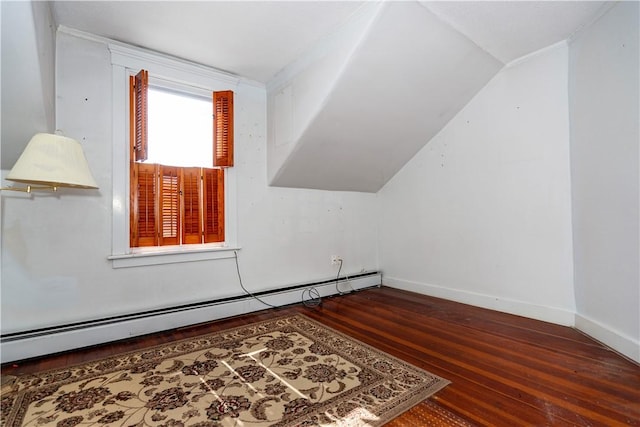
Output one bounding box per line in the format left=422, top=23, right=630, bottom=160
left=147, top=87, right=212, bottom=168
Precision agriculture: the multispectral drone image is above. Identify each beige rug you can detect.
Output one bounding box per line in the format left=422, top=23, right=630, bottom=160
left=1, top=315, right=450, bottom=426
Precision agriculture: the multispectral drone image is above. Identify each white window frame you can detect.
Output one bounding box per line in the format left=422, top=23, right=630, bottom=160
left=108, top=44, right=239, bottom=268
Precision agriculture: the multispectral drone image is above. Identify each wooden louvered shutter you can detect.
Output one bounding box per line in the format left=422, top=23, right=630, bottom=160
left=213, top=90, right=234, bottom=167
left=203, top=168, right=225, bottom=243
left=159, top=165, right=180, bottom=246
left=130, top=69, right=150, bottom=247
left=182, top=167, right=203, bottom=244
left=130, top=70, right=148, bottom=162
left=132, top=162, right=158, bottom=247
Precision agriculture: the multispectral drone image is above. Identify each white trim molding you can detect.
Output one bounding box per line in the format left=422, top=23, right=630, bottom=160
left=383, top=276, right=640, bottom=363
left=383, top=276, right=576, bottom=327
left=107, top=245, right=240, bottom=269
left=58, top=25, right=264, bottom=89
left=574, top=313, right=640, bottom=364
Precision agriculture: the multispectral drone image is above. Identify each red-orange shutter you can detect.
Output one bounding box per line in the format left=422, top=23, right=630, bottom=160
left=132, top=162, right=158, bottom=247
left=213, top=90, right=234, bottom=167
left=203, top=168, right=225, bottom=243
left=130, top=69, right=150, bottom=247
left=182, top=167, right=203, bottom=244
left=158, top=165, right=180, bottom=246
left=132, top=70, right=148, bottom=162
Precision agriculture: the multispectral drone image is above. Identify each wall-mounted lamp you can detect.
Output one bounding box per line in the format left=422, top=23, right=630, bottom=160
left=1, top=133, right=98, bottom=193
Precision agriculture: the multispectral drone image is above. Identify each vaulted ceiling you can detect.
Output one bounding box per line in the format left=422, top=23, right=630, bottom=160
left=4, top=1, right=612, bottom=191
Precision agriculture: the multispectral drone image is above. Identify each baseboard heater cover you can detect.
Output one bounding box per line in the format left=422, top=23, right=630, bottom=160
left=0, top=272, right=381, bottom=363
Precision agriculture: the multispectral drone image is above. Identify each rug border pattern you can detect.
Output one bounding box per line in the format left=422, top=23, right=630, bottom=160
left=2, top=314, right=450, bottom=426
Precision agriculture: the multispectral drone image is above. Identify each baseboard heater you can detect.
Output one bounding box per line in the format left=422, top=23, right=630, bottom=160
left=0, top=271, right=381, bottom=364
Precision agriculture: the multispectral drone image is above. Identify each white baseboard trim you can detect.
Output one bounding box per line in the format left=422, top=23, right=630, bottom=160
left=383, top=276, right=576, bottom=326
left=574, top=313, right=640, bottom=364
left=0, top=273, right=381, bottom=363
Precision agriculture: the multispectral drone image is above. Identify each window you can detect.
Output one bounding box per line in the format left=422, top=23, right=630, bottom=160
left=109, top=43, right=240, bottom=267
left=129, top=69, right=233, bottom=248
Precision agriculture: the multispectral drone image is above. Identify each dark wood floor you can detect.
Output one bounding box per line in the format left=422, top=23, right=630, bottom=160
left=3, top=287, right=639, bottom=426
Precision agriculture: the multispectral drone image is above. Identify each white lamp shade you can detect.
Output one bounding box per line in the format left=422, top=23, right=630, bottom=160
left=6, top=133, right=98, bottom=189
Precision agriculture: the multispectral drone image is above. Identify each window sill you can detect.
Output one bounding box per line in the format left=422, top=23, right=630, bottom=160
left=108, top=245, right=240, bottom=268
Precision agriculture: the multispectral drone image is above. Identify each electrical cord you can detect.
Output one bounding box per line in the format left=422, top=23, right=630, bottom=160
left=335, top=258, right=354, bottom=295
left=335, top=258, right=343, bottom=294
left=234, top=250, right=322, bottom=308
left=233, top=250, right=279, bottom=309
left=301, top=287, right=322, bottom=307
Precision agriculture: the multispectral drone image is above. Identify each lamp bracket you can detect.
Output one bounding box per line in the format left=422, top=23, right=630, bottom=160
left=0, top=185, right=58, bottom=193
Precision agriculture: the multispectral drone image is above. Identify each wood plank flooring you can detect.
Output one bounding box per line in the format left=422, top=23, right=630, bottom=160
left=2, top=287, right=639, bottom=426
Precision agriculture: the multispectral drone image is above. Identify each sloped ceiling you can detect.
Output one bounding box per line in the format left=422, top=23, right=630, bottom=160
left=268, top=1, right=502, bottom=191
left=266, top=0, right=610, bottom=192
left=4, top=1, right=611, bottom=192
left=424, top=1, right=611, bottom=63
left=1, top=1, right=56, bottom=170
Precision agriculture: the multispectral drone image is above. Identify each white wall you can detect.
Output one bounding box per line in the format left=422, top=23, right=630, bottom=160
left=379, top=43, right=576, bottom=325
left=0, top=31, right=379, bottom=335
left=569, top=2, right=639, bottom=362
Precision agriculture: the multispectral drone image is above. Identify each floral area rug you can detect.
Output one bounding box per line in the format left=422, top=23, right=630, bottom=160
left=1, top=315, right=450, bottom=426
